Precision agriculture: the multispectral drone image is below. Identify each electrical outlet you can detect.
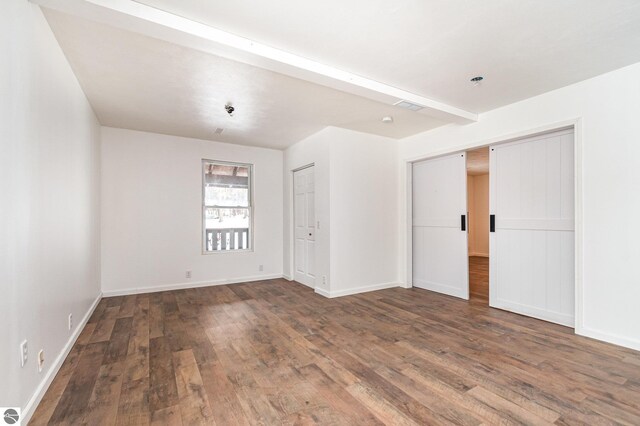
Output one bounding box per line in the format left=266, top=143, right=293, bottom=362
left=20, top=340, right=28, bottom=367
left=185, top=270, right=192, bottom=279
left=322, top=275, right=327, bottom=286
left=38, top=349, right=45, bottom=372
left=259, top=264, right=264, bottom=272
left=68, top=313, right=73, bottom=331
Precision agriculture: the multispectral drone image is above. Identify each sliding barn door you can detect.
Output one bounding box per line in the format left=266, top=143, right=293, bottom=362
left=412, top=153, right=469, bottom=299
left=294, top=166, right=316, bottom=288
left=490, top=129, right=575, bottom=326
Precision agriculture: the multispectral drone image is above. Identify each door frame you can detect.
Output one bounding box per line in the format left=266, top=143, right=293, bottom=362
left=404, top=118, right=583, bottom=333
left=288, top=163, right=315, bottom=287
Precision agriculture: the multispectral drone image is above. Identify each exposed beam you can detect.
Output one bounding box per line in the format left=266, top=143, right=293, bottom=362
left=31, top=0, right=478, bottom=124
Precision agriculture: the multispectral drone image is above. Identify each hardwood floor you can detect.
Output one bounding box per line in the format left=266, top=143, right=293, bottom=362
left=31, top=279, right=640, bottom=425
left=469, top=256, right=489, bottom=303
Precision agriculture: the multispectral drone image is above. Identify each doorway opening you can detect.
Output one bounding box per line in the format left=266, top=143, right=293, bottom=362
left=466, top=147, right=490, bottom=304
left=293, top=165, right=316, bottom=288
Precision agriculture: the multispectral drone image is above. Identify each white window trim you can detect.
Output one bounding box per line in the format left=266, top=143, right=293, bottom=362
left=202, top=159, right=254, bottom=254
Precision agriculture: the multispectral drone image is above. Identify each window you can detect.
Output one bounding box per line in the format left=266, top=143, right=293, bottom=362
left=203, top=160, right=252, bottom=252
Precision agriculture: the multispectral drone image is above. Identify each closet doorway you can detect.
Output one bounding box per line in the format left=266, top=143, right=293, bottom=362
left=466, top=147, right=490, bottom=303
left=412, top=128, right=575, bottom=327
left=293, top=165, right=316, bottom=288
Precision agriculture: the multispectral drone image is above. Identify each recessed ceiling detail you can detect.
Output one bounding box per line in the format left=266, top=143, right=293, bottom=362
left=32, top=0, right=477, bottom=124
left=31, top=0, right=640, bottom=148
left=121, top=0, right=640, bottom=112
left=41, top=8, right=445, bottom=149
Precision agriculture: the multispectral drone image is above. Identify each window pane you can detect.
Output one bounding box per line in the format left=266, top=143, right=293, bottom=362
left=203, top=161, right=252, bottom=252
left=204, top=163, right=249, bottom=207
left=204, top=186, right=248, bottom=207
left=204, top=207, right=250, bottom=251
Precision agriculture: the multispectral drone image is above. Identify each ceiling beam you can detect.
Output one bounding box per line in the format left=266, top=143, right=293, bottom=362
left=31, top=0, right=478, bottom=124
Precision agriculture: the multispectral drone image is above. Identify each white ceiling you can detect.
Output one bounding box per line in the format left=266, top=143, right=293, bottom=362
left=43, top=9, right=445, bottom=149
left=134, top=0, right=640, bottom=112
left=467, top=147, right=489, bottom=176
left=39, top=0, right=640, bottom=149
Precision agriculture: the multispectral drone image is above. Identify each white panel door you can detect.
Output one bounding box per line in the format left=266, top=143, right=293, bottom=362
left=294, top=166, right=315, bottom=287
left=490, top=129, right=574, bottom=326
left=412, top=153, right=469, bottom=299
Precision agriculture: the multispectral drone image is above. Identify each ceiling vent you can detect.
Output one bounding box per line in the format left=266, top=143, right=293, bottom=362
left=393, top=100, right=424, bottom=111
left=214, top=127, right=224, bottom=135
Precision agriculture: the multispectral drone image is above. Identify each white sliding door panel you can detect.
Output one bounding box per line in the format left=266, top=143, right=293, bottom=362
left=412, top=153, right=469, bottom=299
left=490, top=130, right=574, bottom=326
left=294, top=166, right=316, bottom=288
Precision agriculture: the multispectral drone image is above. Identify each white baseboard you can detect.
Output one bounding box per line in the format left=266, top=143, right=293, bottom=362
left=317, top=282, right=401, bottom=298
left=577, top=326, right=640, bottom=352
left=101, top=273, right=284, bottom=297
left=21, top=292, right=103, bottom=425
left=413, top=279, right=468, bottom=299
left=314, top=287, right=331, bottom=297
left=282, top=274, right=293, bottom=281
left=469, top=252, right=489, bottom=257
left=493, top=298, right=574, bottom=328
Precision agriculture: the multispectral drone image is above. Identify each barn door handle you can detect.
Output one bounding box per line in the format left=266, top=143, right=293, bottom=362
left=461, top=215, right=466, bottom=231
left=490, top=214, right=495, bottom=232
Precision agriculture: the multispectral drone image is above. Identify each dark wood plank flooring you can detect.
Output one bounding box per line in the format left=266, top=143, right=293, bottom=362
left=469, top=256, right=489, bottom=303
left=31, top=279, right=640, bottom=425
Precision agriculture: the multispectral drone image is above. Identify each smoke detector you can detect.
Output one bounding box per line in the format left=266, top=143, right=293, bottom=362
left=393, top=100, right=424, bottom=111
left=382, top=116, right=394, bottom=124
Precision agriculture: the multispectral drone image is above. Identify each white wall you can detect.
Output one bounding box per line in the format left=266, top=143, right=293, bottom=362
left=284, top=127, right=400, bottom=297
left=1, top=1, right=102, bottom=420
left=399, top=62, right=640, bottom=350
left=467, top=174, right=489, bottom=257
left=329, top=129, right=399, bottom=296
left=101, top=127, right=283, bottom=294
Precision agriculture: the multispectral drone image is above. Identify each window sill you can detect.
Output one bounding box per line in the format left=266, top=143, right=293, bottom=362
left=202, top=248, right=254, bottom=255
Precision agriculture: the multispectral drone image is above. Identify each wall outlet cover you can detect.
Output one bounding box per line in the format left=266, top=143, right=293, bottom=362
left=20, top=340, right=28, bottom=367
left=38, top=349, right=45, bottom=372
